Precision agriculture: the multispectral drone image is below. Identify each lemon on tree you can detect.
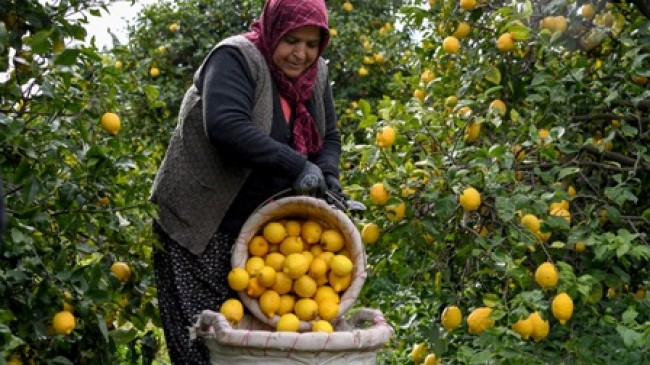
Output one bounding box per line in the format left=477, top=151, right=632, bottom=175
left=386, top=201, right=406, bottom=222
left=535, top=262, right=559, bottom=289
left=496, top=32, right=514, bottom=52
left=529, top=311, right=550, bottom=342
left=464, top=122, right=481, bottom=142
left=442, top=36, right=460, bottom=54
left=459, top=0, right=476, bottom=10
left=100, top=112, right=121, bottom=136
left=52, top=310, right=76, bottom=335
left=459, top=187, right=482, bottom=212
left=369, top=182, right=390, bottom=205
left=342, top=1, right=353, bottom=12
left=110, top=261, right=131, bottom=282
left=410, top=342, right=429, bottom=364
left=360, top=223, right=380, bottom=244
left=441, top=305, right=462, bottom=331
left=520, top=213, right=540, bottom=232
left=511, top=316, right=534, bottom=340
left=467, top=307, right=494, bottom=334
left=375, top=125, right=396, bottom=148
left=551, top=292, right=574, bottom=325
left=489, top=99, right=506, bottom=116
left=452, top=22, right=471, bottom=38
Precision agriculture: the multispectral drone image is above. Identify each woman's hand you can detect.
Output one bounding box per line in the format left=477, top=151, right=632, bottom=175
left=293, top=161, right=326, bottom=196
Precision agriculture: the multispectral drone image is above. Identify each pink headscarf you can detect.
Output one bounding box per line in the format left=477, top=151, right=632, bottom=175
left=245, top=0, right=330, bottom=155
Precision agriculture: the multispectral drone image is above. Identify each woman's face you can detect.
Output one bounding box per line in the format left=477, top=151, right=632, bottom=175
left=272, top=25, right=321, bottom=79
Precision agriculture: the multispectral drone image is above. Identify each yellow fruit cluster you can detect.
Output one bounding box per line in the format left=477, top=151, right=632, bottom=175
left=223, top=219, right=355, bottom=333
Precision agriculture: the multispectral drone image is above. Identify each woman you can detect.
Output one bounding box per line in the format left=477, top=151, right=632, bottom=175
left=149, top=0, right=341, bottom=363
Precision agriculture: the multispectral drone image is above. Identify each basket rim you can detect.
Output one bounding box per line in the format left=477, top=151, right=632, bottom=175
left=231, top=196, right=367, bottom=331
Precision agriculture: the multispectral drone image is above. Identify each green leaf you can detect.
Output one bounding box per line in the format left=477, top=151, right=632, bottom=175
left=25, top=30, right=52, bottom=53
left=484, top=64, right=501, bottom=85
left=55, top=49, right=81, bottom=66
left=482, top=293, right=500, bottom=307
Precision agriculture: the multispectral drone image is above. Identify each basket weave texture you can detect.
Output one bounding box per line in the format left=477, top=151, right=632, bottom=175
left=231, top=196, right=367, bottom=332
left=192, top=308, right=393, bottom=364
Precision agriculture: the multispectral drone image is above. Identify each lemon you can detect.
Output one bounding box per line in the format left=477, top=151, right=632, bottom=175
left=420, top=69, right=435, bottom=84
left=634, top=288, right=646, bottom=300
left=459, top=187, right=482, bottom=211
left=342, top=1, right=353, bottom=12
left=168, top=22, right=179, bottom=32
left=257, top=266, right=277, bottom=288
left=489, top=99, right=506, bottom=116
left=310, top=244, right=324, bottom=257
left=293, top=275, right=317, bottom=298
left=110, top=261, right=131, bottom=283
left=580, top=4, right=595, bottom=18
left=567, top=185, right=577, bottom=197
left=459, top=0, right=476, bottom=10
left=464, top=122, right=481, bottom=142
left=114, top=60, right=123, bottom=69
left=330, top=255, right=353, bottom=276
left=280, top=236, right=304, bottom=255
left=317, top=299, right=339, bottom=321
left=329, top=28, right=338, bottom=37
left=369, top=182, right=390, bottom=205
left=320, top=229, right=345, bottom=252
left=551, top=292, right=574, bottom=325
left=442, top=36, right=460, bottom=54
left=309, top=257, right=329, bottom=279
left=312, top=319, right=334, bottom=333
left=264, top=252, right=285, bottom=272
left=100, top=112, right=121, bottom=136
left=263, top=221, right=287, bottom=244
left=512, top=317, right=534, bottom=340
left=149, top=67, right=160, bottom=77
left=361, top=223, right=381, bottom=244
left=358, top=67, right=369, bottom=77
left=246, top=277, right=265, bottom=297
left=285, top=220, right=302, bottom=237
left=538, top=128, right=551, bottom=140
left=302, top=250, right=315, bottom=266
left=278, top=294, right=296, bottom=315
left=386, top=201, right=406, bottom=222
left=276, top=313, right=300, bottom=332
left=574, top=242, right=586, bottom=253
left=294, top=298, right=319, bottom=321
left=375, top=125, right=396, bottom=148
left=227, top=267, right=250, bottom=291
left=301, top=220, right=323, bottom=244
left=271, top=271, right=293, bottom=294
left=259, top=290, right=281, bottom=318
left=63, top=301, right=74, bottom=313
left=245, top=256, right=265, bottom=277
left=441, top=305, right=462, bottom=331
left=318, top=251, right=335, bottom=264
left=329, top=272, right=352, bottom=292
left=314, top=286, right=340, bottom=304
left=7, top=356, right=22, bottom=365
left=283, top=253, right=309, bottom=279
left=550, top=208, right=571, bottom=224
left=452, top=22, right=471, bottom=39
left=458, top=106, right=473, bottom=119
left=496, top=32, right=514, bottom=52
left=248, top=235, right=269, bottom=257
left=445, top=95, right=458, bottom=109
left=529, top=311, right=550, bottom=342
left=467, top=307, right=494, bottom=335
left=423, top=353, right=439, bottom=365
left=549, top=200, right=569, bottom=211
left=410, top=342, right=428, bottom=364
left=535, top=262, right=559, bottom=289
left=52, top=310, right=76, bottom=335
left=520, top=214, right=540, bottom=232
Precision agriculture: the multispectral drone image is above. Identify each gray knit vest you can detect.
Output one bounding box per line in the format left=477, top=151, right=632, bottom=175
left=150, top=35, right=328, bottom=255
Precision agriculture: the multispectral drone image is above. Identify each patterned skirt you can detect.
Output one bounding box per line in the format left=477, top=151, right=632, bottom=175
left=152, top=221, right=236, bottom=364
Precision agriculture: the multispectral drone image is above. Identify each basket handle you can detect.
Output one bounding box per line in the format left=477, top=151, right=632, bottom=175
left=253, top=188, right=357, bottom=214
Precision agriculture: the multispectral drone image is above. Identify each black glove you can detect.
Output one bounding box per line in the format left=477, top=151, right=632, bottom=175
left=293, top=161, right=326, bottom=196
left=325, top=174, right=343, bottom=195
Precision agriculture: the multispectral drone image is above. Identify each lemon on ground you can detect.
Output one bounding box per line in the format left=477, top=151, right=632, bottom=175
left=453, top=22, right=471, bottom=38
left=442, top=36, right=460, bottom=54
left=248, top=235, right=269, bottom=257
left=110, top=261, right=131, bottom=282
left=441, top=305, right=462, bottom=331
left=512, top=317, right=534, bottom=340
left=369, top=182, right=390, bottom=205
left=529, top=311, right=550, bottom=342
left=314, top=286, right=340, bottom=304
left=375, top=125, right=396, bottom=148
left=294, top=298, right=319, bottom=321
left=329, top=272, right=352, bottom=292
left=410, top=342, right=429, bottom=364
left=278, top=294, right=296, bottom=315
left=259, top=290, right=281, bottom=318
left=227, top=267, right=250, bottom=291
left=520, top=214, right=540, bottom=232
left=318, top=299, right=340, bottom=321
left=263, top=221, right=287, bottom=244
left=551, top=292, right=574, bottom=325
left=265, top=252, right=285, bottom=272
left=320, top=229, right=344, bottom=252
left=464, top=122, right=481, bottom=142
left=330, top=254, right=353, bottom=276
left=309, top=257, right=329, bottom=279
left=257, top=266, right=277, bottom=288
left=459, top=187, right=481, bottom=211
left=271, top=271, right=293, bottom=294
left=467, top=307, right=494, bottom=334
left=285, top=220, right=302, bottom=237
left=280, top=236, right=304, bottom=255
left=496, top=32, right=514, bottom=52
left=535, top=262, right=559, bottom=289
left=52, top=310, right=76, bottom=335
left=276, top=313, right=300, bottom=332
left=361, top=223, right=380, bottom=244
left=245, top=256, right=265, bottom=277
left=283, top=253, right=309, bottom=279
left=312, top=319, right=334, bottom=333
left=100, top=112, right=121, bottom=136
left=301, top=220, right=323, bottom=244
left=293, top=275, right=317, bottom=298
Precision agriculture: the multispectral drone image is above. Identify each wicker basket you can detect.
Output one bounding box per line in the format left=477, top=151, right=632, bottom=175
left=191, top=308, right=393, bottom=364
left=231, top=195, right=367, bottom=332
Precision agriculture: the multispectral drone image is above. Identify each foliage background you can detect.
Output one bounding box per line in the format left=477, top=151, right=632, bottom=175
left=1, top=0, right=648, bottom=364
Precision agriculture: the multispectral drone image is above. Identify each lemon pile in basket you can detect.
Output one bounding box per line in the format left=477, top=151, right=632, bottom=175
left=220, top=219, right=355, bottom=333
